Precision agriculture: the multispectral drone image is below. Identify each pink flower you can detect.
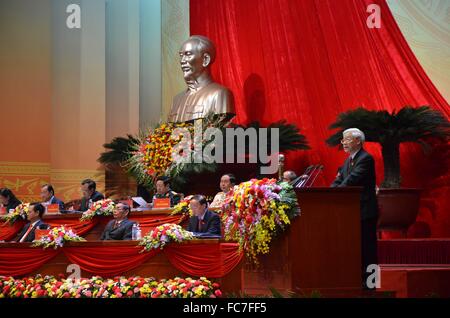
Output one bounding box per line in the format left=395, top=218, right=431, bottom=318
left=214, top=290, right=222, bottom=297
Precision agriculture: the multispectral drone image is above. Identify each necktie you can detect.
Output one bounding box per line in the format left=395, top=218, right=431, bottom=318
left=19, top=224, right=34, bottom=243
left=197, top=218, right=202, bottom=232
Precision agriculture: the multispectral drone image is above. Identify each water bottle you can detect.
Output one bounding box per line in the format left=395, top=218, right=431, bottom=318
left=132, top=223, right=138, bottom=240
left=136, top=224, right=142, bottom=240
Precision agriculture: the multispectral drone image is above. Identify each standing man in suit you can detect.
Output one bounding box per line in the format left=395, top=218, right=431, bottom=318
left=15, top=203, right=49, bottom=242
left=80, top=179, right=105, bottom=212
left=40, top=184, right=65, bottom=210
left=100, top=203, right=135, bottom=240
left=187, top=195, right=221, bottom=237
left=331, top=128, right=378, bottom=290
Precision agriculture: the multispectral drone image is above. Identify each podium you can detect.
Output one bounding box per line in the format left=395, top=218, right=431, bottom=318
left=243, top=187, right=362, bottom=296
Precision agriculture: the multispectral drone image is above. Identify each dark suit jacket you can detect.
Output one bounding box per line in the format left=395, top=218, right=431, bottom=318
left=49, top=196, right=65, bottom=210
left=331, top=148, right=378, bottom=220
left=80, top=191, right=105, bottom=211
left=14, top=219, right=50, bottom=242
left=100, top=218, right=135, bottom=240
left=187, top=210, right=222, bottom=237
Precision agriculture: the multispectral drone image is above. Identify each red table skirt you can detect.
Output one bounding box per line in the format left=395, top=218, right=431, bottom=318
left=0, top=242, right=243, bottom=278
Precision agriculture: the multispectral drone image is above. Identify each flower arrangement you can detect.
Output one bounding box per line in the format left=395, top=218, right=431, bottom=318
left=1, top=203, right=30, bottom=225
left=170, top=195, right=193, bottom=217
left=221, top=178, right=300, bottom=264
left=0, top=275, right=222, bottom=298
left=32, top=225, right=86, bottom=249
left=80, top=199, right=116, bottom=221
left=126, top=114, right=231, bottom=190
left=139, top=223, right=193, bottom=252
left=128, top=122, right=194, bottom=187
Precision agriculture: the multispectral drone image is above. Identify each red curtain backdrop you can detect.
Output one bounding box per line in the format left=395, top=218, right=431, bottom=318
left=190, top=0, right=450, bottom=237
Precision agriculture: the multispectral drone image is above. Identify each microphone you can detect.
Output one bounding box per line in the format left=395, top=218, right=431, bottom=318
left=307, top=165, right=324, bottom=187
left=293, top=165, right=314, bottom=188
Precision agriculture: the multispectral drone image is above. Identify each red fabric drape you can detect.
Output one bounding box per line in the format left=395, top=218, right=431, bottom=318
left=46, top=219, right=99, bottom=236
left=0, top=243, right=242, bottom=278
left=0, top=248, right=59, bottom=277
left=165, top=243, right=243, bottom=278
left=63, top=246, right=160, bottom=277
left=190, top=0, right=450, bottom=237
left=0, top=221, right=25, bottom=241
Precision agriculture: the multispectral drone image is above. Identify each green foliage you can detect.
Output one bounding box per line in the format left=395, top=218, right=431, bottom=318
left=98, top=119, right=310, bottom=191
left=233, top=120, right=310, bottom=152
left=98, top=134, right=139, bottom=166
left=326, top=106, right=449, bottom=147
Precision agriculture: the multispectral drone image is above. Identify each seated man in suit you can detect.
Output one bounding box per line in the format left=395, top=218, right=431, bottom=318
left=152, top=176, right=181, bottom=207
left=187, top=194, right=221, bottom=237
left=100, top=202, right=135, bottom=240
left=331, top=128, right=378, bottom=290
left=15, top=203, right=50, bottom=242
left=80, top=179, right=105, bottom=212
left=40, top=184, right=65, bottom=210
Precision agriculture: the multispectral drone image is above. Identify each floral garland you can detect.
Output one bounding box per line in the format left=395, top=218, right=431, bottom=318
left=127, top=114, right=230, bottom=189
left=128, top=122, right=194, bottom=187
left=80, top=199, right=116, bottom=221
left=1, top=203, right=30, bottom=225
left=221, top=178, right=300, bottom=264
left=0, top=275, right=222, bottom=298
left=170, top=195, right=193, bottom=217
left=32, top=225, right=86, bottom=249
left=139, top=223, right=193, bottom=252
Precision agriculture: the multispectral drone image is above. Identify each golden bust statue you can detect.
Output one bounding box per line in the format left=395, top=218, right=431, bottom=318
left=168, top=35, right=235, bottom=123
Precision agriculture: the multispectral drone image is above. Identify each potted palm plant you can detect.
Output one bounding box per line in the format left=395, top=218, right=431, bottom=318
left=326, top=106, right=450, bottom=236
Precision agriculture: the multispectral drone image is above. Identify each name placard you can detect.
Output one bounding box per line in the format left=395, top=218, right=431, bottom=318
left=152, top=198, right=171, bottom=209
left=34, top=229, right=49, bottom=240
left=46, top=204, right=60, bottom=214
